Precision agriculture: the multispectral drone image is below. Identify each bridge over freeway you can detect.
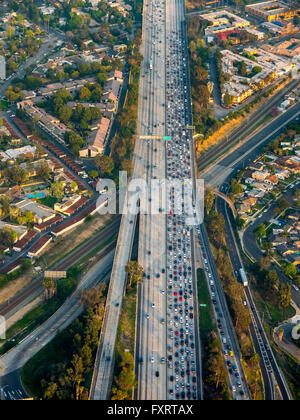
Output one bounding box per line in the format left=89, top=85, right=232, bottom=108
left=213, top=189, right=237, bottom=217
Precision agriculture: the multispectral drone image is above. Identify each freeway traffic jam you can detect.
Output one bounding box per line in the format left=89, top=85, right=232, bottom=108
left=164, top=0, right=201, bottom=400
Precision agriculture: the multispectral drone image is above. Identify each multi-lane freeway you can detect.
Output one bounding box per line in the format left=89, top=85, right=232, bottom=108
left=136, top=0, right=203, bottom=401
left=217, top=191, right=293, bottom=400
left=135, top=0, right=167, bottom=400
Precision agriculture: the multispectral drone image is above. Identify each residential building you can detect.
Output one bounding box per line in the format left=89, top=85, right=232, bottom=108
left=80, top=117, right=111, bottom=157
left=245, top=1, right=298, bottom=22
left=13, top=198, right=56, bottom=225
left=0, top=221, right=27, bottom=242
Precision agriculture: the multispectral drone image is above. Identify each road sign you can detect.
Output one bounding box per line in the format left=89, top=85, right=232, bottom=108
left=44, top=270, right=67, bottom=279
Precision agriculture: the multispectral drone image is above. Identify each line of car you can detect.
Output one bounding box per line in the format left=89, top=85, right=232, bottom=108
left=196, top=226, right=248, bottom=400
left=163, top=1, right=199, bottom=401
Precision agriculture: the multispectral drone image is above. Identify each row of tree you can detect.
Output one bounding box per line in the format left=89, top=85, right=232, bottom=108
left=109, top=30, right=143, bottom=177
left=25, top=284, right=106, bottom=400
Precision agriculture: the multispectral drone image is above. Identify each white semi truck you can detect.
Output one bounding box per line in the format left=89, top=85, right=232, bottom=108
left=239, top=268, right=248, bottom=287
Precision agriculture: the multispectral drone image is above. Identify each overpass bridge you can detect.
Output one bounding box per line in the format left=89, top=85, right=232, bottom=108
left=213, top=189, right=237, bottom=218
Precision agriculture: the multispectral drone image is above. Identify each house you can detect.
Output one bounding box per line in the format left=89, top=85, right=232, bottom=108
left=13, top=230, right=38, bottom=252
left=249, top=162, right=264, bottom=171
left=288, top=212, right=300, bottom=222
left=270, top=235, right=288, bottom=246
left=242, top=197, right=257, bottom=206
left=244, top=178, right=256, bottom=186
left=236, top=203, right=252, bottom=214
left=284, top=222, right=295, bottom=233
left=247, top=189, right=265, bottom=198
left=54, top=195, right=85, bottom=216
left=274, top=168, right=290, bottom=180
left=276, top=244, right=298, bottom=256
left=252, top=170, right=269, bottom=181
left=102, top=79, right=122, bottom=104
left=265, top=175, right=278, bottom=185
left=107, top=69, right=124, bottom=84
left=252, top=181, right=272, bottom=192
left=27, top=234, right=52, bottom=258
left=0, top=146, right=36, bottom=162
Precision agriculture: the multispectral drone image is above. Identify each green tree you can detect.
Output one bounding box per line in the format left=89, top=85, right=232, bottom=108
left=278, top=283, right=291, bottom=309
left=125, top=261, right=144, bottom=289
left=50, top=182, right=65, bottom=201
left=223, top=90, right=234, bottom=107
left=205, top=188, right=215, bottom=215
left=36, top=161, right=51, bottom=181
left=230, top=178, right=243, bottom=195
left=89, top=170, right=98, bottom=179
left=94, top=155, right=114, bottom=176
left=284, top=263, right=297, bottom=279
left=278, top=198, right=290, bottom=212
left=255, top=223, right=266, bottom=239
left=79, top=86, right=91, bottom=101
left=266, top=270, right=279, bottom=290
left=0, top=228, right=17, bottom=248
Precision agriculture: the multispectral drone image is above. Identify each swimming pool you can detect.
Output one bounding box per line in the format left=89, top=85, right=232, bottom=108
left=27, top=192, right=46, bottom=199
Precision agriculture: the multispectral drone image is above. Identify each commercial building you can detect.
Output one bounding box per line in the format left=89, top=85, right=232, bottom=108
left=201, top=10, right=250, bottom=28
left=261, top=20, right=299, bottom=35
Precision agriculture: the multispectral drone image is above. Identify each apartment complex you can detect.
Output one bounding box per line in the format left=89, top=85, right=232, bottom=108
left=220, top=48, right=293, bottom=105
left=245, top=1, right=298, bottom=21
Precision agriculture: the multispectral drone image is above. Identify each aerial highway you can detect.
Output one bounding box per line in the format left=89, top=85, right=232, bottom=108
left=135, top=0, right=167, bottom=400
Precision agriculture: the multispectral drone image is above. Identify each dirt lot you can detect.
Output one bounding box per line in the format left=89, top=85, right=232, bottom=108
left=0, top=270, right=35, bottom=305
